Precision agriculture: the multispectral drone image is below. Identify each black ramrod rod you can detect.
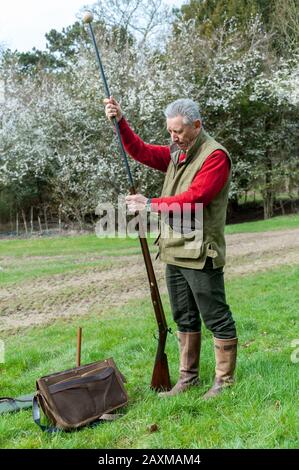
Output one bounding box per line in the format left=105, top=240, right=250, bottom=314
left=83, top=11, right=171, bottom=391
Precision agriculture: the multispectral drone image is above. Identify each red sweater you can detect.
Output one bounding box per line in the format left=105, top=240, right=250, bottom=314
left=118, top=118, right=230, bottom=211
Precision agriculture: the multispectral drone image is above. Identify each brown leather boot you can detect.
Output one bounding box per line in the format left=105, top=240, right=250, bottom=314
left=159, top=331, right=201, bottom=397
left=202, top=337, right=238, bottom=400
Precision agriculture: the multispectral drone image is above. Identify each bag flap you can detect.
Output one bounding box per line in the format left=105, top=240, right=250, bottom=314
left=48, top=367, right=115, bottom=394
left=37, top=358, right=124, bottom=388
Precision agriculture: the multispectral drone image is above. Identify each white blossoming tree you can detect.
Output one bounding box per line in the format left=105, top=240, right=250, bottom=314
left=0, top=1, right=298, bottom=232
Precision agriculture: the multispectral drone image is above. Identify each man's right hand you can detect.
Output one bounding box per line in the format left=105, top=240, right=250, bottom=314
left=104, top=96, right=123, bottom=122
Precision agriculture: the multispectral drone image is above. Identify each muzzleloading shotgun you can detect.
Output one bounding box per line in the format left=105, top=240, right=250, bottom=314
left=83, top=12, right=171, bottom=391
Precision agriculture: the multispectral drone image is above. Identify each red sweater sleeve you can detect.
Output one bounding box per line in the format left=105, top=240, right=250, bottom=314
left=117, top=118, right=230, bottom=210
left=118, top=117, right=170, bottom=172
left=151, top=150, right=230, bottom=210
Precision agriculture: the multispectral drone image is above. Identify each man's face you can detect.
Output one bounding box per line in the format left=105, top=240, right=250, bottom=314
left=166, top=115, right=201, bottom=152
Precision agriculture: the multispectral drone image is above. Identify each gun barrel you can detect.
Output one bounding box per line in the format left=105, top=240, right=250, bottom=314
left=84, top=16, right=171, bottom=392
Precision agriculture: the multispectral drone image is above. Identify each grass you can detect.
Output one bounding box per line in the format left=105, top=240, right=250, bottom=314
left=0, top=233, right=140, bottom=258
left=225, top=213, right=299, bottom=234
left=0, top=264, right=298, bottom=449
left=0, top=213, right=298, bottom=286
left=0, top=235, right=141, bottom=286
left=0, top=213, right=298, bottom=448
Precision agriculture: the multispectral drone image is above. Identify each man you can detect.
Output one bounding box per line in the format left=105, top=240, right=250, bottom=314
left=104, top=96, right=237, bottom=399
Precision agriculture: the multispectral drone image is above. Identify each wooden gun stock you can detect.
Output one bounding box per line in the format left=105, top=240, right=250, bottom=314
left=138, top=222, right=171, bottom=391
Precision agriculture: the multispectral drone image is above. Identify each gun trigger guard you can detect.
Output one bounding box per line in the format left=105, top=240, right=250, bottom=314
left=153, top=328, right=172, bottom=341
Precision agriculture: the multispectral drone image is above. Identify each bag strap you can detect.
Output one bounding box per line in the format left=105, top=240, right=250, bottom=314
left=32, top=396, right=61, bottom=433
left=0, top=396, right=32, bottom=404
left=0, top=396, right=33, bottom=413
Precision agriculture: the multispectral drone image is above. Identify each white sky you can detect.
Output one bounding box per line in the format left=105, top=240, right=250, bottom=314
left=0, top=0, right=186, bottom=52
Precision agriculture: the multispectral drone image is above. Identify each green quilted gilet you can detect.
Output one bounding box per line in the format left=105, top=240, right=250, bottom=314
left=156, top=128, right=231, bottom=269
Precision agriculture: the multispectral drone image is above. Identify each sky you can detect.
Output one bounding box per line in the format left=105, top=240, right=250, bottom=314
left=0, top=0, right=186, bottom=52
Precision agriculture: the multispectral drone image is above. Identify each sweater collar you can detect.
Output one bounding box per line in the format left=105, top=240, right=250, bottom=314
left=170, top=128, right=208, bottom=165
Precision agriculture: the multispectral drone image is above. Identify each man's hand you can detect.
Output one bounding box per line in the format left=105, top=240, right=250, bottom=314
left=103, top=95, right=123, bottom=122
left=126, top=194, right=148, bottom=212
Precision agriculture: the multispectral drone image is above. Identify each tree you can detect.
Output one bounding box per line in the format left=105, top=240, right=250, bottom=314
left=1, top=0, right=298, bottom=232
left=0, top=16, right=169, bottom=228
left=90, top=0, right=172, bottom=46
left=170, top=3, right=299, bottom=218
left=271, top=0, right=299, bottom=54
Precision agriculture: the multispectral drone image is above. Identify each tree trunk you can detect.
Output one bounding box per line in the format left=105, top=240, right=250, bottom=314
left=10, top=206, right=13, bottom=233
left=58, top=204, right=62, bottom=233
left=22, top=210, right=28, bottom=235
left=263, top=180, right=274, bottom=220
left=30, top=206, right=34, bottom=234
left=279, top=199, right=285, bottom=215
left=262, top=118, right=274, bottom=220
left=16, top=213, right=19, bottom=236
left=43, top=206, right=49, bottom=232
left=38, top=215, right=42, bottom=234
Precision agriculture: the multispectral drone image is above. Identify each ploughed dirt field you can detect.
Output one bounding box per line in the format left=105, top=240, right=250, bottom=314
left=1, top=228, right=299, bottom=333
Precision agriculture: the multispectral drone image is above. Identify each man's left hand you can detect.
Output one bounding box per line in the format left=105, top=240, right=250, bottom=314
left=126, top=194, right=148, bottom=212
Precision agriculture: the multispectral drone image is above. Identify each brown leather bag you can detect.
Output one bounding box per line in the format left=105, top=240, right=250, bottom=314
left=33, top=358, right=128, bottom=432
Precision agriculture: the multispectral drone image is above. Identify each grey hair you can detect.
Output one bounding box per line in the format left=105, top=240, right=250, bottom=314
left=164, top=99, right=201, bottom=125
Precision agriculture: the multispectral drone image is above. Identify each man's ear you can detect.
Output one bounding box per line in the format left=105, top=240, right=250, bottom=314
left=194, top=120, right=201, bottom=130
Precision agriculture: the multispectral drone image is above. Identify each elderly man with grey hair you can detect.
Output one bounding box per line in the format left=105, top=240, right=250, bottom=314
left=104, top=97, right=237, bottom=399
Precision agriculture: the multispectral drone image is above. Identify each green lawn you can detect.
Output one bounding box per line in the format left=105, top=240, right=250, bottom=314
left=0, top=214, right=298, bottom=448
left=0, top=233, right=140, bottom=257
left=0, top=213, right=298, bottom=286
left=0, top=264, right=298, bottom=449
left=225, top=213, right=299, bottom=234
left=0, top=235, right=141, bottom=286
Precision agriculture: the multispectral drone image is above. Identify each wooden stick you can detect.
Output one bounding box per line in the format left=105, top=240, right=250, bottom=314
left=76, top=327, right=82, bottom=367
